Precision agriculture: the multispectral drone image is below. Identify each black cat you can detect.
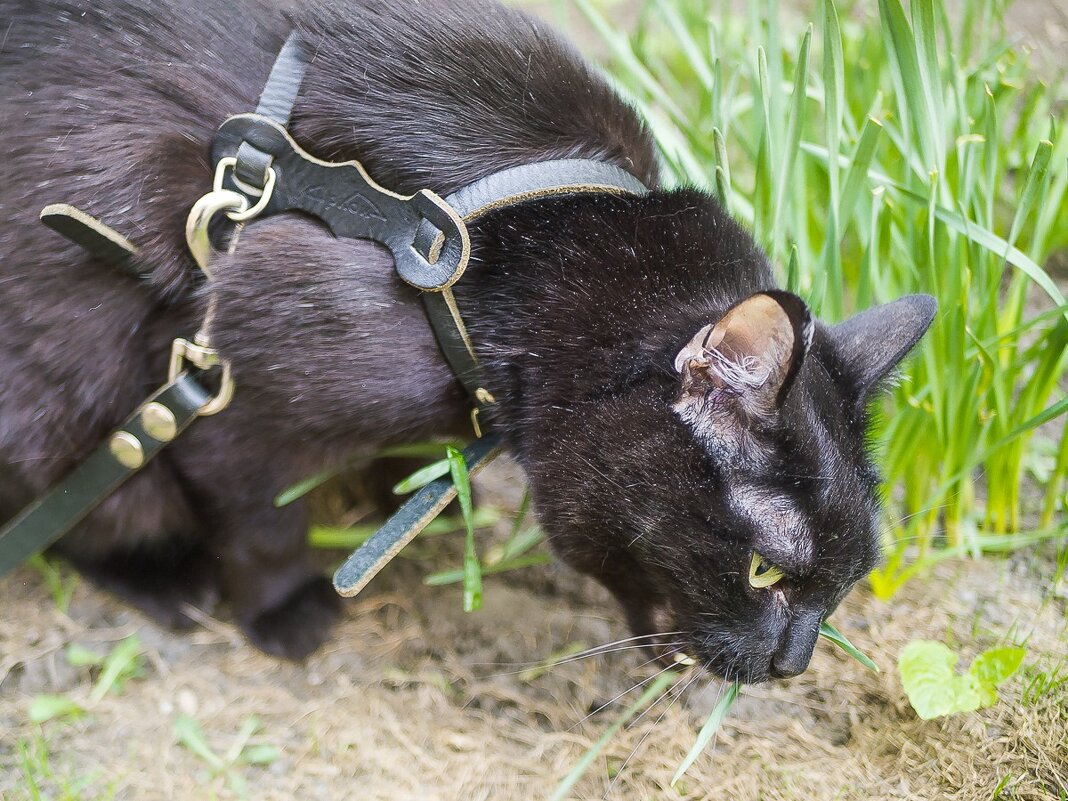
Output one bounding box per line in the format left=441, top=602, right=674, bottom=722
left=0, top=0, right=934, bottom=678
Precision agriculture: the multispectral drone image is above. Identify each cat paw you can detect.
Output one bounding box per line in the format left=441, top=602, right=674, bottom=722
left=243, top=576, right=343, bottom=661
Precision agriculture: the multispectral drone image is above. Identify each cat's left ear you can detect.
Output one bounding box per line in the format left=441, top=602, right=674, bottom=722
left=674, top=291, right=813, bottom=414
left=824, top=294, right=937, bottom=405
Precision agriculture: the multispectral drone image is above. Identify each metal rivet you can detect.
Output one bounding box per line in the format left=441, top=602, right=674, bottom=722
left=109, top=432, right=145, bottom=469
left=141, top=402, right=178, bottom=442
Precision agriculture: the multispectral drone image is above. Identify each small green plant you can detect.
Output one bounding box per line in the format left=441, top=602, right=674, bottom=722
left=1020, top=658, right=1066, bottom=706
left=29, top=636, right=145, bottom=724
left=174, top=714, right=280, bottom=798
left=898, top=640, right=1026, bottom=719
left=425, top=491, right=549, bottom=587
left=27, top=554, right=79, bottom=613
left=304, top=446, right=549, bottom=600
left=446, top=445, right=483, bottom=612
left=14, top=733, right=115, bottom=801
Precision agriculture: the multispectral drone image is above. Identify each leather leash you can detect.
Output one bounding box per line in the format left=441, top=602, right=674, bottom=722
left=0, top=31, right=649, bottom=596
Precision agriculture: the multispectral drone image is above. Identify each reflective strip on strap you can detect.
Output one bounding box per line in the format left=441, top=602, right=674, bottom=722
left=332, top=435, right=503, bottom=597
left=420, top=159, right=650, bottom=405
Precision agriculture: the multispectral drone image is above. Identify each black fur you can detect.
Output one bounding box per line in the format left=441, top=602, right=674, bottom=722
left=0, top=0, right=934, bottom=676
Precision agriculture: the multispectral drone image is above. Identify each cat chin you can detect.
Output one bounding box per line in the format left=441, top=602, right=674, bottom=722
left=681, top=646, right=774, bottom=684
left=640, top=605, right=776, bottom=683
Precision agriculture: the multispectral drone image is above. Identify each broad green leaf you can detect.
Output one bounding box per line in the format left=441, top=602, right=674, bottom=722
left=969, top=647, right=1026, bottom=692
left=28, top=694, right=84, bottom=724
left=898, top=640, right=983, bottom=720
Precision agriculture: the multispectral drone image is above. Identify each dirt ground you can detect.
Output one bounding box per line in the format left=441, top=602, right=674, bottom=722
left=1, top=453, right=1067, bottom=801
left=3, top=1, right=1068, bottom=800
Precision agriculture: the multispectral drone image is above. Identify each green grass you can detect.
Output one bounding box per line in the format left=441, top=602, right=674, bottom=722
left=291, top=0, right=1067, bottom=600
left=174, top=714, right=280, bottom=799
left=12, top=733, right=116, bottom=801
left=571, top=0, right=1068, bottom=594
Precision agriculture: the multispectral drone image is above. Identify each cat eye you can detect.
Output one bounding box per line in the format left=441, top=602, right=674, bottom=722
left=748, top=552, right=785, bottom=589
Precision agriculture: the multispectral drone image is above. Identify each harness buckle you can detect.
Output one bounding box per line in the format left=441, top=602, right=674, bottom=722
left=168, top=337, right=235, bottom=417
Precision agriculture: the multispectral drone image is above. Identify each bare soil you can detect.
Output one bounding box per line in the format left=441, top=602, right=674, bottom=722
left=3, top=2, right=1068, bottom=799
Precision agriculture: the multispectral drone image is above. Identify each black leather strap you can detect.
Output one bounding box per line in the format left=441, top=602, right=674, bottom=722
left=234, top=33, right=309, bottom=189
left=419, top=160, right=650, bottom=404
left=0, top=373, right=212, bottom=576
left=213, top=114, right=471, bottom=292
left=333, top=435, right=503, bottom=596
left=39, top=204, right=141, bottom=277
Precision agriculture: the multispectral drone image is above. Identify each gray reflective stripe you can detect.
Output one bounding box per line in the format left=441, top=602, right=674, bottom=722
left=333, top=435, right=503, bottom=597
left=235, top=32, right=309, bottom=189
left=420, top=159, right=650, bottom=404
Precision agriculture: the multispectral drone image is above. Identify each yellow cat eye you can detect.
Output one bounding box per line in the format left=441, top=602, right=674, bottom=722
left=748, top=552, right=785, bottom=589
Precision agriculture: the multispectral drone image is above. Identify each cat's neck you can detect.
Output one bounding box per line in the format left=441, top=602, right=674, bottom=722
left=456, top=188, right=775, bottom=455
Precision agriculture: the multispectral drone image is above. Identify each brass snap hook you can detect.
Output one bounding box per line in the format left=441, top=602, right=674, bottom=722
left=176, top=184, right=252, bottom=417
left=168, top=336, right=235, bottom=417
left=184, top=188, right=249, bottom=278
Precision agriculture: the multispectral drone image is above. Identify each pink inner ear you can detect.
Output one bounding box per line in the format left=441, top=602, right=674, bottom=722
left=675, top=294, right=796, bottom=379
left=717, top=295, right=795, bottom=373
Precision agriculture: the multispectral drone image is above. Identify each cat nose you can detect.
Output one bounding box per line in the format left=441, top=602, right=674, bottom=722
left=769, top=649, right=810, bottom=678
left=769, top=610, right=821, bottom=679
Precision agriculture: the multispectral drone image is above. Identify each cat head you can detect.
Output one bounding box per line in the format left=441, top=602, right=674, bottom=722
left=661, top=289, right=935, bottom=680
left=514, top=195, right=937, bottom=684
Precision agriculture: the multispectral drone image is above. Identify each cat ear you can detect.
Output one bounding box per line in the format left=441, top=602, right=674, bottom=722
left=826, top=294, right=937, bottom=404
left=674, top=291, right=813, bottom=415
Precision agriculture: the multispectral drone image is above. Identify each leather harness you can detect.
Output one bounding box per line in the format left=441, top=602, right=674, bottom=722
left=0, top=32, right=649, bottom=595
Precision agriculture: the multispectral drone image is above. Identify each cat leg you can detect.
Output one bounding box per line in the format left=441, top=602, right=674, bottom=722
left=49, top=461, right=218, bottom=629
left=207, top=497, right=342, bottom=661
left=55, top=539, right=219, bottom=630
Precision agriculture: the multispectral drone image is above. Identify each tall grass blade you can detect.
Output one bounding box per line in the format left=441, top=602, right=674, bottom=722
left=670, top=681, right=741, bottom=787
left=446, top=446, right=483, bottom=612
left=550, top=670, right=680, bottom=801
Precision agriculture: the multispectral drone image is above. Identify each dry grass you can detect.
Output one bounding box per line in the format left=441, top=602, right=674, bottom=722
left=2, top=461, right=1065, bottom=800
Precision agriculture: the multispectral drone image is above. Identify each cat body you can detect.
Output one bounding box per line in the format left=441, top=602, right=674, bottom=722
left=0, top=0, right=933, bottom=676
